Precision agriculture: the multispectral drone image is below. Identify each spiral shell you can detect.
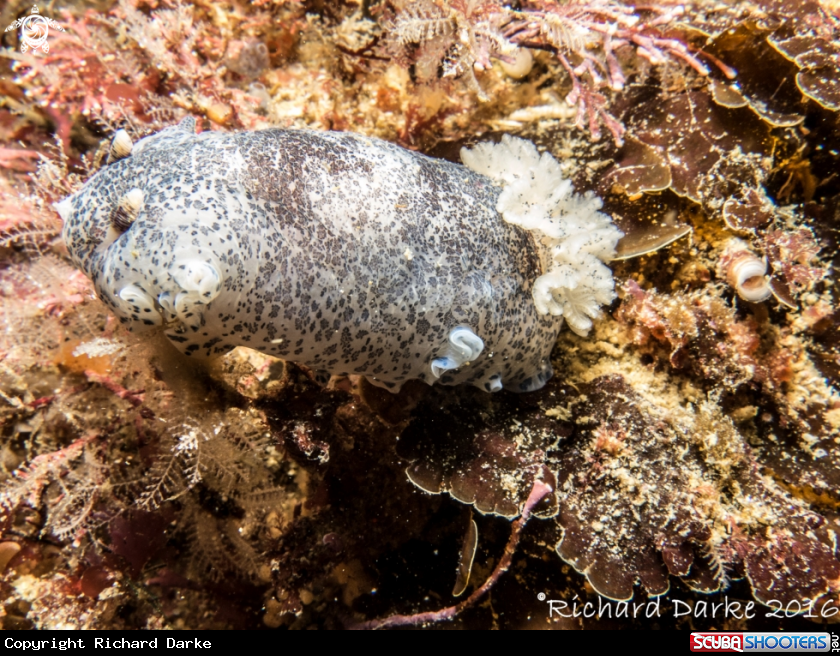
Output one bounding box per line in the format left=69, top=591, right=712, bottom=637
left=718, top=238, right=772, bottom=303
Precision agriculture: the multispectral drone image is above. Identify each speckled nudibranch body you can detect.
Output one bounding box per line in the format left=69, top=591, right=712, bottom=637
left=58, top=119, right=621, bottom=392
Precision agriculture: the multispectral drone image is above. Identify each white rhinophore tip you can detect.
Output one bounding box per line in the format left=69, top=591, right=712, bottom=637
left=448, top=326, right=485, bottom=361
left=172, top=260, right=222, bottom=301
left=111, top=189, right=144, bottom=232
left=108, top=129, right=133, bottom=163
left=118, top=285, right=163, bottom=325
left=431, top=356, right=458, bottom=379
left=431, top=327, right=485, bottom=379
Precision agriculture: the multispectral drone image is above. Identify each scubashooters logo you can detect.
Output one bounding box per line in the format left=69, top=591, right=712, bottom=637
left=4, top=5, right=64, bottom=54
left=690, top=632, right=833, bottom=653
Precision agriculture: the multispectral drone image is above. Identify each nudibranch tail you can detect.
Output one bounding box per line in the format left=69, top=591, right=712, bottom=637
left=461, top=135, right=623, bottom=337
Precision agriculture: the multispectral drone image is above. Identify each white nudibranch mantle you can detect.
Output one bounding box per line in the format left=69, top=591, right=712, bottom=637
left=461, top=136, right=623, bottom=336
left=57, top=120, right=621, bottom=393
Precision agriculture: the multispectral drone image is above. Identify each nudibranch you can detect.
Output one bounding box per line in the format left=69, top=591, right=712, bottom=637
left=57, top=118, right=622, bottom=392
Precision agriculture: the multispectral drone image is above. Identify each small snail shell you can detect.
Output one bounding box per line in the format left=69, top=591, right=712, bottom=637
left=110, top=189, right=144, bottom=233
left=718, top=238, right=772, bottom=303
left=107, top=129, right=133, bottom=164
left=500, top=47, right=534, bottom=80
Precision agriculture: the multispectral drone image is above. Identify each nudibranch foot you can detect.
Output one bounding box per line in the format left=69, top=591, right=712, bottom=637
left=514, top=360, right=554, bottom=393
